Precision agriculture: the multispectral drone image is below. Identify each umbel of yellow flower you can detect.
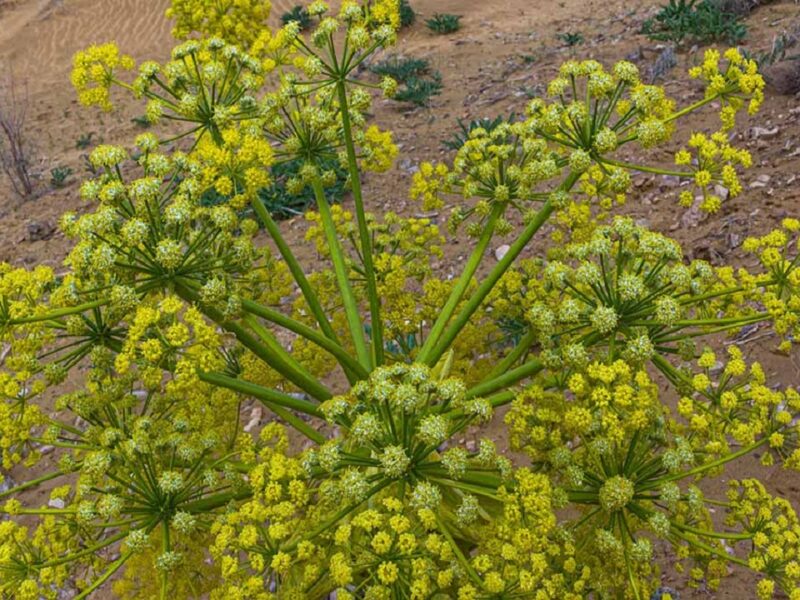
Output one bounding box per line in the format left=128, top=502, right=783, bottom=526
left=71, top=43, right=135, bottom=111
left=167, top=0, right=272, bottom=46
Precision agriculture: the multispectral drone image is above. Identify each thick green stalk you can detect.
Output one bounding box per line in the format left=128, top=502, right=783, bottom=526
left=422, top=171, right=580, bottom=367
left=250, top=194, right=340, bottom=346
left=436, top=514, right=483, bottom=587
left=7, top=299, right=107, bottom=325
left=484, top=329, right=537, bottom=380
left=74, top=551, right=132, bottom=600
left=466, top=358, right=544, bottom=400
left=198, top=371, right=325, bottom=443
left=175, top=282, right=331, bottom=401
left=0, top=469, right=69, bottom=499
left=416, top=202, right=505, bottom=364
left=335, top=79, right=384, bottom=366
left=40, top=531, right=129, bottom=569
left=177, top=276, right=364, bottom=382
left=198, top=371, right=324, bottom=418
left=423, top=202, right=555, bottom=367
left=662, top=437, right=769, bottom=483
left=243, top=314, right=330, bottom=393
left=240, top=298, right=366, bottom=382
left=311, top=177, right=372, bottom=369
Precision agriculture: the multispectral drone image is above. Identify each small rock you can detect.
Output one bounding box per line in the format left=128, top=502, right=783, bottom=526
left=25, top=220, right=55, bottom=242
left=243, top=406, right=263, bottom=433
left=0, top=474, right=15, bottom=494
left=465, top=440, right=477, bottom=452
left=398, top=158, right=419, bottom=174
left=763, top=61, right=800, bottom=96
left=680, top=197, right=706, bottom=228
left=494, top=245, right=510, bottom=261
left=48, top=497, right=66, bottom=509
left=714, top=184, right=730, bottom=201
left=660, top=175, right=680, bottom=188
left=750, top=126, right=780, bottom=140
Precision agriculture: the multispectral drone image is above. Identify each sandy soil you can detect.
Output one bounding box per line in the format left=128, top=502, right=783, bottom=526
left=2, top=0, right=800, bottom=597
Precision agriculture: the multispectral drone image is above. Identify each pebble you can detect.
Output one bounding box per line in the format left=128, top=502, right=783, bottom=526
left=494, top=244, right=510, bottom=260
left=48, top=497, right=66, bottom=509
left=243, top=406, right=263, bottom=433
left=0, top=474, right=15, bottom=494
left=750, top=126, right=780, bottom=140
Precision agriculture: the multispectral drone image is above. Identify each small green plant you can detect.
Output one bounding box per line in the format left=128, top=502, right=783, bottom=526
left=442, top=114, right=516, bottom=151
left=370, top=55, right=430, bottom=81
left=642, top=0, right=747, bottom=45
left=131, top=115, right=151, bottom=128
left=399, top=0, right=415, bottom=28
left=557, top=31, right=585, bottom=46
left=370, top=55, right=443, bottom=106
left=199, top=157, right=348, bottom=220
left=75, top=131, right=94, bottom=149
left=746, top=26, right=800, bottom=67
left=393, top=72, right=442, bottom=106
left=425, top=13, right=461, bottom=34
left=49, top=165, right=73, bottom=188
left=281, top=5, right=312, bottom=30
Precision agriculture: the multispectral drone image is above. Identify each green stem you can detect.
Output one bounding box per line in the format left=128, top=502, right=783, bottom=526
left=484, top=329, right=537, bottom=381
left=8, top=299, right=107, bottom=325
left=663, top=438, right=769, bottom=483
left=436, top=514, right=483, bottom=587
left=240, top=298, right=366, bottom=382
left=466, top=358, right=544, bottom=399
left=416, top=202, right=505, bottom=364
left=0, top=469, right=69, bottom=499
left=601, top=158, right=692, bottom=179
left=336, top=78, right=384, bottom=367
left=73, top=551, right=132, bottom=600
left=161, top=520, right=170, bottom=600
left=197, top=371, right=324, bottom=418
left=672, top=522, right=752, bottom=541
left=40, top=530, right=129, bottom=569
left=311, top=177, right=372, bottom=369
left=250, top=194, right=341, bottom=347
left=664, top=93, right=722, bottom=125
left=175, top=281, right=331, bottom=401
left=672, top=530, right=750, bottom=568
left=423, top=171, right=580, bottom=368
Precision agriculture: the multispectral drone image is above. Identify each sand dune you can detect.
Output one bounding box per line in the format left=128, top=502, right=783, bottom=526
left=0, top=0, right=173, bottom=92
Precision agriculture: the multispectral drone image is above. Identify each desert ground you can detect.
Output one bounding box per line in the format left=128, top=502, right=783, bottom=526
left=2, top=0, right=800, bottom=597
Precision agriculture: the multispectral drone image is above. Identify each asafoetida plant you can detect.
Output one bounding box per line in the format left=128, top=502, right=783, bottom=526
left=2, top=1, right=800, bottom=599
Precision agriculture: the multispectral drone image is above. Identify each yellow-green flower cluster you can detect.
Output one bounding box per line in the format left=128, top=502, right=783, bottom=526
left=166, top=0, right=272, bottom=46
left=71, top=42, right=135, bottom=111
left=726, top=479, right=800, bottom=598
left=674, top=130, right=752, bottom=212
left=689, top=48, right=765, bottom=118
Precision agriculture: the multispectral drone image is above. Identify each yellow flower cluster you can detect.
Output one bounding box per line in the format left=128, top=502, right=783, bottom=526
left=674, top=130, right=751, bottom=213
left=71, top=42, right=135, bottom=111
left=193, top=125, right=274, bottom=208
left=0, top=518, right=77, bottom=599
left=166, top=0, right=272, bottom=46
left=507, top=361, right=661, bottom=466
left=689, top=48, right=765, bottom=118
left=726, top=479, right=800, bottom=599
left=743, top=220, right=800, bottom=352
